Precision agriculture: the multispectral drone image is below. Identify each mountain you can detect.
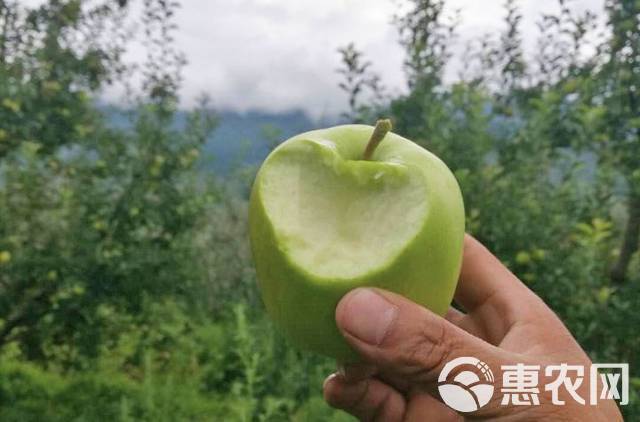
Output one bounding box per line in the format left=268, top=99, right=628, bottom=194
left=204, top=109, right=337, bottom=174
left=103, top=106, right=338, bottom=175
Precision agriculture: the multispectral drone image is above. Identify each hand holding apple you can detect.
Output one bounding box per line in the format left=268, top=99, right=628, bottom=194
left=322, top=236, right=624, bottom=421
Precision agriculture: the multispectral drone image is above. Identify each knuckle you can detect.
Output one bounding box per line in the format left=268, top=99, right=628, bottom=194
left=399, top=318, right=455, bottom=383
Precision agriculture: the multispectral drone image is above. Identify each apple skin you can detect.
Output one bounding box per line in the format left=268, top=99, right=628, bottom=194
left=249, top=124, right=465, bottom=362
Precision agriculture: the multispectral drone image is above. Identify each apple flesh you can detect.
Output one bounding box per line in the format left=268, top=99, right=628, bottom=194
left=249, top=123, right=465, bottom=362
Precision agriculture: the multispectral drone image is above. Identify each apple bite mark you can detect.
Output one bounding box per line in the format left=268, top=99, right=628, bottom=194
left=258, top=129, right=428, bottom=280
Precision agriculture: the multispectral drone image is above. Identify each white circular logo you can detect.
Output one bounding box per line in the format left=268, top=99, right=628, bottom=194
left=437, top=356, right=495, bottom=413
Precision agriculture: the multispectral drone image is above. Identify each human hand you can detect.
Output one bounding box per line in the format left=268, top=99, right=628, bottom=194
left=323, top=235, right=623, bottom=421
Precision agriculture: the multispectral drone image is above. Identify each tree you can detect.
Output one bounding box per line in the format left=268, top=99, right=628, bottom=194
left=393, top=0, right=458, bottom=89
left=0, top=0, right=128, bottom=157
left=0, top=0, right=216, bottom=363
left=336, top=43, right=385, bottom=123
left=597, top=0, right=640, bottom=283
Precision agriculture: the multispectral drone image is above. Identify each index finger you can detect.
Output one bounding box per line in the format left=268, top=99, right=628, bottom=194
left=454, top=235, right=546, bottom=329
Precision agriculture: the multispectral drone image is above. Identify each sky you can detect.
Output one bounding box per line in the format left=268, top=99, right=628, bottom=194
left=22, top=0, right=605, bottom=119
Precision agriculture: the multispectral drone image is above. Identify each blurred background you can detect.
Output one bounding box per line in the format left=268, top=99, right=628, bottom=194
left=0, top=0, right=639, bottom=420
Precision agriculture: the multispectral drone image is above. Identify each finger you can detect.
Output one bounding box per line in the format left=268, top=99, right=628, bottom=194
left=323, top=373, right=405, bottom=421
left=335, top=287, right=508, bottom=390
left=445, top=307, right=486, bottom=341
left=404, top=391, right=462, bottom=422
left=456, top=234, right=534, bottom=312
left=455, top=235, right=547, bottom=343
left=444, top=307, right=465, bottom=326
left=338, top=362, right=377, bottom=383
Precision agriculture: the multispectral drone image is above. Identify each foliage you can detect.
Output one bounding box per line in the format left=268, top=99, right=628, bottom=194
left=0, top=304, right=349, bottom=421
left=0, top=0, right=128, bottom=157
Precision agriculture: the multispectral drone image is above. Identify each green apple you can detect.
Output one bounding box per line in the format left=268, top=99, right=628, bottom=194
left=249, top=120, right=465, bottom=362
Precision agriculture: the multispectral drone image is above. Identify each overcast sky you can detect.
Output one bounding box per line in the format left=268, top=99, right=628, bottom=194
left=23, top=0, right=606, bottom=119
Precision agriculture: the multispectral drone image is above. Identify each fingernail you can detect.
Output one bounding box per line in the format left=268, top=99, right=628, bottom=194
left=338, top=288, right=398, bottom=345
left=323, top=373, right=338, bottom=390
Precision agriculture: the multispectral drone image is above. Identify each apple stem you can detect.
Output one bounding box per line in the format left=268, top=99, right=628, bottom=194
left=362, top=119, right=392, bottom=160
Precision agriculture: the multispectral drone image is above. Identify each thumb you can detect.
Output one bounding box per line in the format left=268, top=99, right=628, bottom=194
left=335, top=288, right=507, bottom=390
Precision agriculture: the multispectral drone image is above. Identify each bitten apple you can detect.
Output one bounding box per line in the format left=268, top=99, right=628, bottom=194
left=249, top=120, right=465, bottom=362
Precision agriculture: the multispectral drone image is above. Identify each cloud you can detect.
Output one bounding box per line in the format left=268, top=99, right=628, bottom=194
left=170, top=0, right=605, bottom=119
left=19, top=0, right=606, bottom=119
left=163, top=0, right=405, bottom=120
